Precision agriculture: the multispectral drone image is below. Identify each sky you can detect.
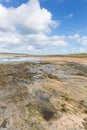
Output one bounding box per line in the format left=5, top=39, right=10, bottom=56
left=0, top=0, right=87, bottom=55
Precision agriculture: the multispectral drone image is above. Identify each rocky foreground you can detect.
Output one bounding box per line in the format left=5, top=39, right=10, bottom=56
left=0, top=57, right=87, bottom=130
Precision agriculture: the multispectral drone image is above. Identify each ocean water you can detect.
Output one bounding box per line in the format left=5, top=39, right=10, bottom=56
left=0, top=56, right=40, bottom=64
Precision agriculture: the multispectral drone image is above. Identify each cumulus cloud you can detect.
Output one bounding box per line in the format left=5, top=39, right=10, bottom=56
left=68, top=34, right=80, bottom=40
left=0, top=0, right=69, bottom=54
left=0, top=0, right=86, bottom=54
left=68, top=34, right=87, bottom=45
left=0, top=32, right=68, bottom=53
left=0, top=0, right=58, bottom=34
left=77, top=36, right=87, bottom=45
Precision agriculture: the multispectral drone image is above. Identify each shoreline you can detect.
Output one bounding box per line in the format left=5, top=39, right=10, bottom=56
left=0, top=54, right=87, bottom=65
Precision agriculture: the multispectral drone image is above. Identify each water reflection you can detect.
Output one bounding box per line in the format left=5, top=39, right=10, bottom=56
left=0, top=56, right=40, bottom=64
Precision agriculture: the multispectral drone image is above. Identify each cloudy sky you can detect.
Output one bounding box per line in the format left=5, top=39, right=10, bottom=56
left=0, top=0, right=87, bottom=55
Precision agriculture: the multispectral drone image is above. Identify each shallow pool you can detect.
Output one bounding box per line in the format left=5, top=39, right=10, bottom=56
left=0, top=56, right=40, bottom=64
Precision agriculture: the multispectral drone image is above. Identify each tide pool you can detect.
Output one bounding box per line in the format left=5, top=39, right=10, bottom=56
left=0, top=56, right=40, bottom=64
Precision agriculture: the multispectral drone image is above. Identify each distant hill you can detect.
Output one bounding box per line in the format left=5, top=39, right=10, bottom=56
left=42, top=53, right=87, bottom=58
left=0, top=53, right=87, bottom=58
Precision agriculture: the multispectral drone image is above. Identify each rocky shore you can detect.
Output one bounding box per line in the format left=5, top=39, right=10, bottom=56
left=0, top=57, right=87, bottom=130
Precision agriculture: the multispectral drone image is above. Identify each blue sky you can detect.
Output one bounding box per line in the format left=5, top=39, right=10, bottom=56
left=0, top=0, right=87, bottom=55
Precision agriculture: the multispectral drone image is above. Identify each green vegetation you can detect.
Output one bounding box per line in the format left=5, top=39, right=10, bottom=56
left=41, top=53, right=87, bottom=58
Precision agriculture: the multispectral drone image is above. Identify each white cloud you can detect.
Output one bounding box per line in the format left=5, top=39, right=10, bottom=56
left=79, top=48, right=85, bottom=52
left=77, top=36, right=87, bottom=45
left=27, top=45, right=34, bottom=51
left=0, top=0, right=68, bottom=54
left=68, top=34, right=80, bottom=40
left=68, top=34, right=87, bottom=45
left=0, top=0, right=86, bottom=54
left=0, top=0, right=58, bottom=34
left=0, top=32, right=68, bottom=51
left=50, top=35, right=68, bottom=46
left=64, top=13, right=74, bottom=19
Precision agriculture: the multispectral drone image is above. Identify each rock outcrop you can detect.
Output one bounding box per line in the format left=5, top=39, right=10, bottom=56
left=0, top=60, right=87, bottom=130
